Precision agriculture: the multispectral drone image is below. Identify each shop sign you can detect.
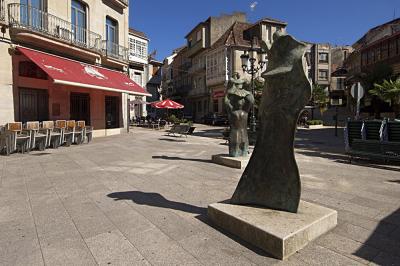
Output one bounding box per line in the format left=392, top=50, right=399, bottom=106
left=213, top=91, right=225, bottom=98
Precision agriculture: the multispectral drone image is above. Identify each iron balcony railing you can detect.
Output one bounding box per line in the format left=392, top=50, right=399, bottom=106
left=0, top=0, right=5, bottom=22
left=102, top=40, right=128, bottom=62
left=8, top=3, right=102, bottom=52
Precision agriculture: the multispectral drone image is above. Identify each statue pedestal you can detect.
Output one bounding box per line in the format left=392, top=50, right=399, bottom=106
left=211, top=154, right=250, bottom=169
left=208, top=201, right=337, bottom=260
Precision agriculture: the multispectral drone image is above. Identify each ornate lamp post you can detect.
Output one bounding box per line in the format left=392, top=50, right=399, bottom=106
left=240, top=38, right=267, bottom=132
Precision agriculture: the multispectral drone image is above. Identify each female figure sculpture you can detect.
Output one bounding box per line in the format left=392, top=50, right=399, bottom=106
left=231, top=32, right=312, bottom=213
left=224, top=72, right=254, bottom=157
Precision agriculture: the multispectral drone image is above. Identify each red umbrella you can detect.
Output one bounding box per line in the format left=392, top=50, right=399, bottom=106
left=151, top=99, right=184, bottom=109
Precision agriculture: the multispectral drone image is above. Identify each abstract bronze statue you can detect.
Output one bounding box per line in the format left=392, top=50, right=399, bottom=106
left=224, top=72, right=254, bottom=157
left=231, top=32, right=312, bottom=213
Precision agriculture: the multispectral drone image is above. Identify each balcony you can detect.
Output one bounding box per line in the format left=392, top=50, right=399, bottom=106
left=103, top=0, right=128, bottom=9
left=8, top=3, right=102, bottom=54
left=101, top=40, right=128, bottom=63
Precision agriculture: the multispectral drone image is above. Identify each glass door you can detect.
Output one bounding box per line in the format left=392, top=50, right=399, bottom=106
left=106, top=17, right=118, bottom=56
left=71, top=0, right=86, bottom=45
left=20, top=0, right=45, bottom=30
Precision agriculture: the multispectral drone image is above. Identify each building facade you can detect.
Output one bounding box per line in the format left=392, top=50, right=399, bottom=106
left=128, top=27, right=149, bottom=118
left=0, top=0, right=149, bottom=137
left=205, top=18, right=287, bottom=116
left=343, top=18, right=400, bottom=118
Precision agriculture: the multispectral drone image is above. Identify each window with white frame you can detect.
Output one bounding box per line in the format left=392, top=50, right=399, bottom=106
left=133, top=72, right=142, bottom=86
left=206, top=49, right=226, bottom=80
left=129, top=37, right=147, bottom=59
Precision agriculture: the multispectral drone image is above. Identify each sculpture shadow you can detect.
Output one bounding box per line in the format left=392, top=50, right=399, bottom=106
left=107, top=191, right=206, bottom=215
left=353, top=207, right=400, bottom=264
left=107, top=191, right=275, bottom=259
left=152, top=155, right=212, bottom=164
left=158, top=138, right=187, bottom=143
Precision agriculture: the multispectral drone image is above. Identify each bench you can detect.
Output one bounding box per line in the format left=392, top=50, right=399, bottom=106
left=346, top=120, right=400, bottom=163
left=166, top=125, right=195, bottom=137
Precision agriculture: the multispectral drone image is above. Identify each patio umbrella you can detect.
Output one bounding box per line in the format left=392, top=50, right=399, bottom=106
left=151, top=99, right=184, bottom=109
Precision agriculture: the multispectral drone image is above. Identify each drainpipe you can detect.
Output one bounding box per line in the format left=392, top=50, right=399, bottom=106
left=127, top=93, right=130, bottom=133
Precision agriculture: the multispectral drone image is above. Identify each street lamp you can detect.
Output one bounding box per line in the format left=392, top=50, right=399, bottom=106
left=240, top=38, right=267, bottom=132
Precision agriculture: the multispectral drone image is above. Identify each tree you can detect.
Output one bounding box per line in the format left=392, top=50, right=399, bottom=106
left=312, top=84, right=329, bottom=114
left=370, top=77, right=400, bottom=117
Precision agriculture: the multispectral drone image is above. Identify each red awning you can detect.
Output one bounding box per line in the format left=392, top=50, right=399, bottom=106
left=17, top=47, right=151, bottom=96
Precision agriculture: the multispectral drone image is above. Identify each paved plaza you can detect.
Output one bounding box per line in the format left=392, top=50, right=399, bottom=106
left=0, top=125, right=400, bottom=265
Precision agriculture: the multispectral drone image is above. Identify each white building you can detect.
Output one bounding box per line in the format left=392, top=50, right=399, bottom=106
left=128, top=28, right=150, bottom=118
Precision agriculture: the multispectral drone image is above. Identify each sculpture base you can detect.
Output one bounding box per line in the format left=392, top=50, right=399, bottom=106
left=211, top=154, right=250, bottom=169
left=208, top=201, right=337, bottom=260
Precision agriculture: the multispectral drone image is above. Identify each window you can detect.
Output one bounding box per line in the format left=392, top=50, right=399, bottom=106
left=20, top=0, right=46, bottom=29
left=196, top=30, right=202, bottom=42
left=381, top=42, right=388, bottom=60
left=213, top=99, right=219, bottom=113
left=133, top=72, right=142, bottom=87
left=318, top=70, right=328, bottom=80
left=19, top=61, right=47, bottom=79
left=71, top=0, right=86, bottom=44
left=197, top=101, right=202, bottom=112
left=318, top=53, right=329, bottom=63
left=397, top=38, right=400, bottom=55
left=188, top=39, right=192, bottom=48
left=203, top=100, right=207, bottom=113
left=106, top=17, right=118, bottom=56
left=375, top=47, right=381, bottom=61
left=135, top=39, right=147, bottom=59
left=389, top=39, right=397, bottom=57
left=106, top=16, right=118, bottom=44
left=361, top=52, right=367, bottom=66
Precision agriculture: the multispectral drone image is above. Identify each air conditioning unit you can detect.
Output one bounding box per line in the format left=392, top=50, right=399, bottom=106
left=55, top=25, right=71, bottom=41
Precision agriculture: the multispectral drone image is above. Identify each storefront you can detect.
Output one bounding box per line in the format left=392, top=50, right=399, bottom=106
left=211, top=87, right=226, bottom=114
left=12, top=47, right=150, bottom=137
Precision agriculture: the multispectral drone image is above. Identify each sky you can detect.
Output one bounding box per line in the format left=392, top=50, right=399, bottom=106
left=129, top=0, right=400, bottom=61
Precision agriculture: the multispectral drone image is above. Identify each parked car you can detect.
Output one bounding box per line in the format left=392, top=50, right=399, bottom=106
left=202, top=113, right=228, bottom=126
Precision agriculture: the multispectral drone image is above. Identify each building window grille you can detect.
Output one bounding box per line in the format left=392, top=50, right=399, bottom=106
left=318, top=70, right=328, bottom=80
left=318, top=53, right=329, bottom=63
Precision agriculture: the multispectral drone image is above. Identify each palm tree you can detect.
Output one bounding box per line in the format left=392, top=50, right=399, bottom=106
left=370, top=78, right=400, bottom=117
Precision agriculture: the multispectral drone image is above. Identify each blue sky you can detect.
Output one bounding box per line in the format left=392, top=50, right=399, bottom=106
left=129, top=0, right=400, bottom=61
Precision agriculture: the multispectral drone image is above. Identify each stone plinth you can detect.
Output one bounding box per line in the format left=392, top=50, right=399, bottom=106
left=211, top=154, right=250, bottom=169
left=208, top=201, right=337, bottom=260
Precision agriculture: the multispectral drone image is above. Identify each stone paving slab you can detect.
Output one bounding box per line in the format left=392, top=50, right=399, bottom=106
left=0, top=125, right=399, bottom=265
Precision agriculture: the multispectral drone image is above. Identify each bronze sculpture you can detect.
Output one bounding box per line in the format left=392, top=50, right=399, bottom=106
left=224, top=72, right=254, bottom=157
left=231, top=32, right=312, bottom=213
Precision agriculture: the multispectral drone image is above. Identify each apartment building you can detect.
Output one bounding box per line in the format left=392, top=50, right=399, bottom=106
left=345, top=18, right=400, bottom=78
left=306, top=43, right=332, bottom=90
left=0, top=0, right=150, bottom=137
left=128, top=27, right=150, bottom=118
left=206, top=18, right=287, bottom=115
left=184, top=12, right=246, bottom=121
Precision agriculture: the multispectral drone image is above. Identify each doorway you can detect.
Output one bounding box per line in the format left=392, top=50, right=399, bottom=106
left=70, top=93, right=90, bottom=125
left=19, top=88, right=49, bottom=123
left=105, top=96, right=119, bottom=129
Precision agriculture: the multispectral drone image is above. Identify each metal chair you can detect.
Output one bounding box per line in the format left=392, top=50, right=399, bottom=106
left=55, top=120, right=73, bottom=146
left=67, top=120, right=84, bottom=144
left=5, top=122, right=31, bottom=154
left=41, top=121, right=62, bottom=148
left=25, top=121, right=48, bottom=151
left=77, top=120, right=93, bottom=143
left=0, top=126, right=13, bottom=156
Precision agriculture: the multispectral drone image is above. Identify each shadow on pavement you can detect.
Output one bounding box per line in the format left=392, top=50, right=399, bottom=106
left=158, top=138, right=187, bottom=143
left=152, top=155, right=212, bottom=164
left=107, top=191, right=274, bottom=259
left=107, top=191, right=206, bottom=215
left=354, top=207, right=400, bottom=264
